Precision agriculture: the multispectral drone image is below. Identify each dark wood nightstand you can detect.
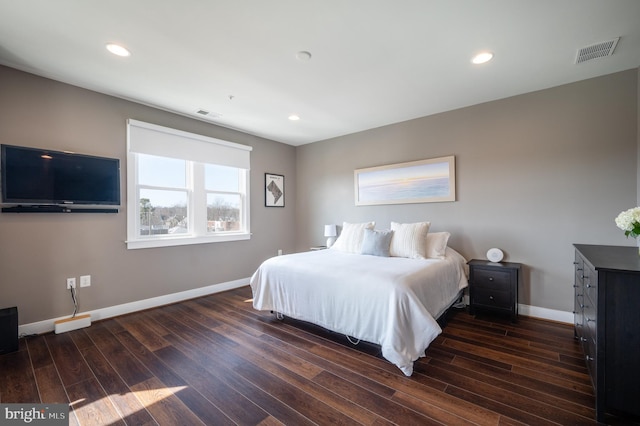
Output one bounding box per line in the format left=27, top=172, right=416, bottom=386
left=468, top=259, right=521, bottom=322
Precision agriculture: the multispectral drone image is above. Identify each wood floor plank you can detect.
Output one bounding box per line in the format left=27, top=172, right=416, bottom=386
left=83, top=322, right=153, bottom=387
left=32, top=364, right=68, bottom=404
left=233, top=358, right=362, bottom=425
left=67, top=328, right=95, bottom=351
left=2, top=285, right=620, bottom=425
left=114, top=330, right=235, bottom=426
left=258, top=332, right=398, bottom=399
left=130, top=376, right=205, bottom=426
left=510, top=365, right=595, bottom=395
left=214, top=324, right=383, bottom=425
left=153, top=343, right=267, bottom=425
left=25, top=335, right=52, bottom=369
left=44, top=332, right=94, bottom=387
left=428, top=358, right=595, bottom=419
left=442, top=331, right=589, bottom=374
left=441, top=338, right=592, bottom=385
left=81, top=345, right=156, bottom=425
left=390, top=390, right=485, bottom=426
left=450, top=355, right=595, bottom=406
left=67, top=378, right=125, bottom=426
left=114, top=313, right=171, bottom=352
left=417, top=361, right=596, bottom=425
left=0, top=348, right=39, bottom=403
left=214, top=322, right=324, bottom=380
left=442, top=327, right=563, bottom=361
left=314, top=369, right=443, bottom=425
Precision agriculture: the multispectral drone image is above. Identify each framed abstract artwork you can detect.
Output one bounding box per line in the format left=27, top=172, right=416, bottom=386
left=354, top=156, right=455, bottom=206
left=265, top=173, right=285, bottom=207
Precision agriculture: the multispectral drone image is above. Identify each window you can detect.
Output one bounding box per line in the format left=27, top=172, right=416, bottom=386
left=127, top=119, right=251, bottom=249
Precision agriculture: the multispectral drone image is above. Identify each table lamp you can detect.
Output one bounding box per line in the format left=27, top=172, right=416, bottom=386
left=324, top=224, right=337, bottom=248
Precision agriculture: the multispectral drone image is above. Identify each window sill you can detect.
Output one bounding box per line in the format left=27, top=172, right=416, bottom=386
left=126, top=232, right=250, bottom=250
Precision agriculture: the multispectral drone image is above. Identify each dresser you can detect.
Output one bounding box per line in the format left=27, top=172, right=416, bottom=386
left=573, top=244, right=640, bottom=422
left=468, top=259, right=521, bottom=322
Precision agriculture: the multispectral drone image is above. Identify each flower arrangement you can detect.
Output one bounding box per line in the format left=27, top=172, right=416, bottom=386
left=615, top=207, right=640, bottom=238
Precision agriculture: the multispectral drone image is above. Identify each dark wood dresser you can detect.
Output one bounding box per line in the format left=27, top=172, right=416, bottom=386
left=573, top=244, right=640, bottom=422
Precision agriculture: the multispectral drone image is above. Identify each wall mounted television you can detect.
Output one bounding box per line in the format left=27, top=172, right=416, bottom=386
left=1, top=144, right=120, bottom=213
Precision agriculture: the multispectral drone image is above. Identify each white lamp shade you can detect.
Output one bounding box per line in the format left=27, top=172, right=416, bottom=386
left=324, top=224, right=337, bottom=237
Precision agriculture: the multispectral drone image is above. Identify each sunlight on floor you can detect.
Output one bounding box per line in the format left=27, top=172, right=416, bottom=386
left=70, top=386, right=187, bottom=422
left=131, top=385, right=188, bottom=406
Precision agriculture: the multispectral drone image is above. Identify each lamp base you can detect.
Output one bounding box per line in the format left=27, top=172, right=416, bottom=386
left=326, top=237, right=336, bottom=248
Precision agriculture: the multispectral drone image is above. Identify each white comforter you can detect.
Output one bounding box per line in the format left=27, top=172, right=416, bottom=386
left=250, top=247, right=468, bottom=376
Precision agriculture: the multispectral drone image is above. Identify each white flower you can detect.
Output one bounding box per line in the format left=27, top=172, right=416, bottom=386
left=615, top=207, right=640, bottom=237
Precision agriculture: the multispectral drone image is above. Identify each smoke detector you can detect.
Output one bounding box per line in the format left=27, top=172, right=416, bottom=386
left=575, top=37, right=620, bottom=64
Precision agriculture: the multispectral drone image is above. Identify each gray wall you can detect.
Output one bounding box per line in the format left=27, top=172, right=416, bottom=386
left=296, top=69, right=638, bottom=312
left=1, top=65, right=637, bottom=324
left=0, top=66, right=297, bottom=325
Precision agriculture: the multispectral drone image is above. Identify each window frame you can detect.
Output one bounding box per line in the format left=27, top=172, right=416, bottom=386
left=126, top=120, right=251, bottom=250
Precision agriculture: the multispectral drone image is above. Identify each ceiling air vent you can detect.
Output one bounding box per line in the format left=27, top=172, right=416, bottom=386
left=195, top=109, right=222, bottom=119
left=575, top=37, right=620, bottom=64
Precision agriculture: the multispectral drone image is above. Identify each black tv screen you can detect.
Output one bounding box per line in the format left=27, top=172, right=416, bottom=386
left=1, top=144, right=120, bottom=206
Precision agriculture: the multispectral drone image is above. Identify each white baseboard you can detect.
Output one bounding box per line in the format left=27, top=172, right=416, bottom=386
left=518, top=303, right=573, bottom=324
left=19, top=277, right=250, bottom=336
left=462, top=295, right=572, bottom=324
left=21, top=281, right=573, bottom=336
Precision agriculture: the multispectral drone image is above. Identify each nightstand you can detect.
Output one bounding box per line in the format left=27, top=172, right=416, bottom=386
left=468, top=259, right=521, bottom=322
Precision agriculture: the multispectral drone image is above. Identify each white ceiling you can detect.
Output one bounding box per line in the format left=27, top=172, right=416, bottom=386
left=0, top=1, right=638, bottom=146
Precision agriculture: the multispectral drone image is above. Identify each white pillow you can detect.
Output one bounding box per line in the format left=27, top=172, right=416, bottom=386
left=425, top=231, right=450, bottom=259
left=331, top=221, right=375, bottom=253
left=389, top=221, right=431, bottom=259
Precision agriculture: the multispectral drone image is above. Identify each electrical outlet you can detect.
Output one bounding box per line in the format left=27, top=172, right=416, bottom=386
left=278, top=249, right=283, bottom=256
left=66, top=277, right=76, bottom=289
left=80, top=275, right=91, bottom=287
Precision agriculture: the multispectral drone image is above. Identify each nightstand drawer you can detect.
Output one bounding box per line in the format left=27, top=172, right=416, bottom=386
left=472, top=268, right=511, bottom=290
left=472, top=288, right=512, bottom=310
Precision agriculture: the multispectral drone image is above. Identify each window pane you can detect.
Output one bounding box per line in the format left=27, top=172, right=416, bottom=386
left=139, top=154, right=186, bottom=188
left=139, top=189, right=188, bottom=236
left=207, top=193, right=241, bottom=232
left=205, top=164, right=239, bottom=192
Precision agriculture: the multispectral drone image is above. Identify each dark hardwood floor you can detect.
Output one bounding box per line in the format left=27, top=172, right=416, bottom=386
left=0, top=286, right=611, bottom=425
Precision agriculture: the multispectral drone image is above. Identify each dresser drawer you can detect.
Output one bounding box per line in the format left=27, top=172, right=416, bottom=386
left=574, top=253, right=585, bottom=282
left=582, top=333, right=597, bottom=386
left=584, top=294, right=596, bottom=341
left=472, top=288, right=512, bottom=310
left=574, top=294, right=585, bottom=339
left=472, top=268, right=511, bottom=291
left=582, top=265, right=597, bottom=303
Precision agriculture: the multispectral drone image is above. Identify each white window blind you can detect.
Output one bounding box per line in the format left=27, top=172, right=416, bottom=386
left=127, top=119, right=251, bottom=169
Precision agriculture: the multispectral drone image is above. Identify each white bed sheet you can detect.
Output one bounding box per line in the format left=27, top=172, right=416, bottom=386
left=250, top=247, right=468, bottom=376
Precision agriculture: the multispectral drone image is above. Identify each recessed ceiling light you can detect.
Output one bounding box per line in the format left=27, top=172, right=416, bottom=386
left=106, top=43, right=131, bottom=57
left=288, top=114, right=300, bottom=121
left=471, top=51, right=493, bottom=64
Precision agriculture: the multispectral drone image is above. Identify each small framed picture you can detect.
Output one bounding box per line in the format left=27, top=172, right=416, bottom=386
left=265, top=173, right=284, bottom=207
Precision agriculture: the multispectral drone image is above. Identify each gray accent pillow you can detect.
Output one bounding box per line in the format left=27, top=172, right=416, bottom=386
left=360, top=228, right=394, bottom=257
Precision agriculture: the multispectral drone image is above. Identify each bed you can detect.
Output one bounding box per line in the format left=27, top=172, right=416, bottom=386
left=250, top=222, right=468, bottom=376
